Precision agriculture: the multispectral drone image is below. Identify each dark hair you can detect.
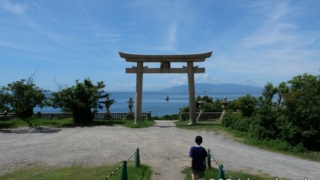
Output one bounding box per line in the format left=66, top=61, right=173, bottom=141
left=195, top=136, right=203, bottom=144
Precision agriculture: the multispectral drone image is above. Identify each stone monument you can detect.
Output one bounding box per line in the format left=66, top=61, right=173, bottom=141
left=126, top=97, right=134, bottom=120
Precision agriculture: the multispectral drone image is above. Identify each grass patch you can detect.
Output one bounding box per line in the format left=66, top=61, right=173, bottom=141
left=0, top=162, right=152, bottom=180
left=174, top=119, right=223, bottom=131
left=175, top=120, right=320, bottom=162
left=152, top=114, right=179, bottom=120
left=122, top=119, right=155, bottom=128
left=0, top=118, right=74, bottom=128
left=181, top=166, right=289, bottom=180
left=0, top=118, right=154, bottom=129
left=72, top=119, right=125, bottom=127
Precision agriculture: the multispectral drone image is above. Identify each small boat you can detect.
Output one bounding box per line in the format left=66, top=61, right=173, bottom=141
left=165, top=95, right=169, bottom=101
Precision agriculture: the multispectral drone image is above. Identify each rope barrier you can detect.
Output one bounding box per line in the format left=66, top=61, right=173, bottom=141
left=208, top=152, right=234, bottom=180
left=126, top=151, right=136, bottom=161
left=105, top=163, right=124, bottom=180
left=104, top=149, right=137, bottom=180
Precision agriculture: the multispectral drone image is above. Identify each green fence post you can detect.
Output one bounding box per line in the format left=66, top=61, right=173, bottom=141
left=120, top=160, right=128, bottom=180
left=206, top=149, right=211, bottom=169
left=217, top=164, right=225, bottom=180
left=135, top=148, right=140, bottom=167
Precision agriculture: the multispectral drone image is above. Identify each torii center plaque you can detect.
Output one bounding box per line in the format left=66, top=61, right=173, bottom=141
left=119, top=51, right=212, bottom=125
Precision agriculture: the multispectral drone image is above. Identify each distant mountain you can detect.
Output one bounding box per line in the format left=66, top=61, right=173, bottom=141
left=163, top=83, right=263, bottom=92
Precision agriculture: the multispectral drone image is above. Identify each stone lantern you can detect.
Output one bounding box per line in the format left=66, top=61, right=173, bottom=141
left=197, top=98, right=207, bottom=121
left=126, top=97, right=134, bottom=119
left=222, top=97, right=228, bottom=111
left=220, top=97, right=229, bottom=120
left=235, top=98, right=239, bottom=111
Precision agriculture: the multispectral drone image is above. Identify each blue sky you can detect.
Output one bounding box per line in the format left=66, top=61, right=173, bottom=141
left=1, top=0, right=319, bottom=91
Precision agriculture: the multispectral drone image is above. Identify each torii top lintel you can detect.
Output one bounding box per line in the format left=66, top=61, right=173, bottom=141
left=119, top=51, right=212, bottom=62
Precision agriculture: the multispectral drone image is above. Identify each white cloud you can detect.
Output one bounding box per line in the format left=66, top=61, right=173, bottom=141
left=156, top=23, right=178, bottom=51
left=94, top=33, right=121, bottom=38
left=94, top=33, right=121, bottom=43
left=268, top=1, right=292, bottom=21
left=32, top=2, right=41, bottom=10
left=242, top=1, right=299, bottom=48
left=144, top=83, right=162, bottom=89
left=216, top=0, right=320, bottom=81
left=169, top=74, right=221, bottom=85
left=122, top=83, right=136, bottom=89
left=243, top=23, right=298, bottom=47
left=195, top=74, right=220, bottom=84
left=1, top=0, right=29, bottom=14
left=245, top=78, right=258, bottom=85
left=169, top=76, right=187, bottom=86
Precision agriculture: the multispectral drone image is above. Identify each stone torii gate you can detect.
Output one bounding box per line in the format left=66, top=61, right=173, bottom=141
left=119, top=51, right=212, bottom=125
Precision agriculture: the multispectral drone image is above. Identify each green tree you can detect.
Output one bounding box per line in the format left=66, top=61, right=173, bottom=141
left=281, top=73, right=320, bottom=150
left=204, top=99, right=223, bottom=112
left=220, top=73, right=320, bottom=151
left=0, top=78, right=46, bottom=120
left=276, top=82, right=289, bottom=108
left=46, top=78, right=107, bottom=123
left=228, top=99, right=239, bottom=112
left=237, top=94, right=257, bottom=117
left=252, top=83, right=279, bottom=139
left=195, top=96, right=224, bottom=112
left=0, top=89, right=6, bottom=112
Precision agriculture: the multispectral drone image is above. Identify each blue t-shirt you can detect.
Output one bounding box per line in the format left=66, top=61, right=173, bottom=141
left=189, top=145, right=207, bottom=171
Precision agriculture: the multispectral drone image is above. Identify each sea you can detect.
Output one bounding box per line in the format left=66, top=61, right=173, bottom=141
left=35, top=90, right=262, bottom=116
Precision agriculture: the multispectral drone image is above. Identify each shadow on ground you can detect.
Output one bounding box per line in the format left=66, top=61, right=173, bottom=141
left=176, top=123, right=220, bottom=127
left=157, top=125, right=176, bottom=128
left=0, top=127, right=62, bottom=134
left=70, top=120, right=126, bottom=127
left=0, top=119, right=126, bottom=130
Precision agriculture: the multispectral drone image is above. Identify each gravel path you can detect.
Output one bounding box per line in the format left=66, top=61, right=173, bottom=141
left=0, top=120, right=319, bottom=180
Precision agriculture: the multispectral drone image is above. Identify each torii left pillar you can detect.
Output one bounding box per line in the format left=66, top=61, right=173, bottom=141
left=135, top=61, right=143, bottom=122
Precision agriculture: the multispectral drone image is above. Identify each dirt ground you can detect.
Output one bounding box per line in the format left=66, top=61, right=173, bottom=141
left=0, top=120, right=319, bottom=180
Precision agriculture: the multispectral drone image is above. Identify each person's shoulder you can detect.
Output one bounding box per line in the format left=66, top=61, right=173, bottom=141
left=201, top=146, right=207, bottom=152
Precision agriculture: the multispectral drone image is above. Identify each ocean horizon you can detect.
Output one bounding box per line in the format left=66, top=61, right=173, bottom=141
left=35, top=90, right=262, bottom=116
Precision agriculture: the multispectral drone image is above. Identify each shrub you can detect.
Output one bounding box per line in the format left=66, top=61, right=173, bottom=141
left=0, top=78, right=46, bottom=120
left=222, top=113, right=252, bottom=132
left=237, top=95, right=257, bottom=117
left=46, top=79, right=108, bottom=123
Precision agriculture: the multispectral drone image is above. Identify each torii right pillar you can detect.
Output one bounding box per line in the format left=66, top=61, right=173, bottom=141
left=187, top=61, right=197, bottom=125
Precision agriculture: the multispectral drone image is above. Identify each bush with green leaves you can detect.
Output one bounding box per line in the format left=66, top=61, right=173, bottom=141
left=237, top=94, right=257, bottom=117
left=251, top=83, right=280, bottom=139
left=227, top=99, right=239, bottom=112
left=180, top=96, right=224, bottom=114
left=280, top=73, right=320, bottom=150
left=0, top=78, right=46, bottom=120
left=222, top=73, right=320, bottom=151
left=222, top=113, right=252, bottom=132
left=222, top=112, right=241, bottom=128
left=46, top=79, right=108, bottom=123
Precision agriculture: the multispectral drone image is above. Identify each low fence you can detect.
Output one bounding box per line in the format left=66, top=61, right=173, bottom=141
left=104, top=148, right=140, bottom=180
left=207, top=149, right=234, bottom=180
left=0, top=112, right=152, bottom=120
left=180, top=112, right=223, bottom=120
left=0, top=113, right=16, bottom=120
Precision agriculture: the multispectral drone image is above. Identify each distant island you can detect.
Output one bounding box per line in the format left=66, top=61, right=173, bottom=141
left=162, top=83, right=263, bottom=92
